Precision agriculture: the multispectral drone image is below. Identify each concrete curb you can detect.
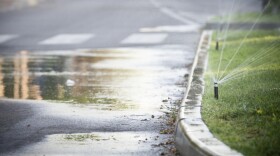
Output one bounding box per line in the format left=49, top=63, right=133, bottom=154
left=175, top=30, right=243, bottom=156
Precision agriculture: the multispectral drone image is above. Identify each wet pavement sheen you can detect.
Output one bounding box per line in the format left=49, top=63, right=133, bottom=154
left=0, top=46, right=195, bottom=155
left=0, top=47, right=191, bottom=111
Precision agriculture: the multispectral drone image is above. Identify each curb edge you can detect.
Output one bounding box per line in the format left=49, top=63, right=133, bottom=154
left=175, top=30, right=243, bottom=156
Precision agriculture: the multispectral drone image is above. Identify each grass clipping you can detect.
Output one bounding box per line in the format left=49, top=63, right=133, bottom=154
left=202, top=30, right=280, bottom=156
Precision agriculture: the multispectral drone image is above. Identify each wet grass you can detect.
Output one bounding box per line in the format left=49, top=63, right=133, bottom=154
left=202, top=30, right=280, bottom=156
left=232, top=12, right=280, bottom=23
left=212, top=12, right=280, bottom=23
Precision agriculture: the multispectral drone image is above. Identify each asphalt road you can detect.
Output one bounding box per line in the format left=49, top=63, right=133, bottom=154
left=0, top=0, right=262, bottom=155
left=0, top=0, right=227, bottom=52
left=0, top=0, right=261, bottom=53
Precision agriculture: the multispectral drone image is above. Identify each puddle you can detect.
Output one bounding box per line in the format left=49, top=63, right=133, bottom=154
left=6, top=132, right=166, bottom=156
left=0, top=47, right=191, bottom=155
left=0, top=47, right=191, bottom=111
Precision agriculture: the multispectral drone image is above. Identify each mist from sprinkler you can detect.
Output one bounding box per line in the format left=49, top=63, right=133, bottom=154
left=209, top=0, right=275, bottom=100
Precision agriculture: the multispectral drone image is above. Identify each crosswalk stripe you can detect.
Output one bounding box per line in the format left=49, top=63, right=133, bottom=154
left=140, top=25, right=199, bottom=33
left=121, top=33, right=168, bottom=44
left=39, top=34, right=94, bottom=45
left=0, top=35, right=18, bottom=44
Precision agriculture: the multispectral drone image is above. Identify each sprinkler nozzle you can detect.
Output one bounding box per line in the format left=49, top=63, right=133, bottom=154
left=215, top=41, right=219, bottom=51
left=214, top=82, right=219, bottom=99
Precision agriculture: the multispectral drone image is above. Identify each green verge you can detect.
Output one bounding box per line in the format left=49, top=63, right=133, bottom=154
left=211, top=12, right=280, bottom=23
left=202, top=30, right=280, bottom=156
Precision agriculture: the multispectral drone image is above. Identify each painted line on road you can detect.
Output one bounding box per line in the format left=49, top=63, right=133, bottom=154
left=149, top=0, right=199, bottom=26
left=39, top=34, right=94, bottom=45
left=121, top=33, right=167, bottom=44
left=178, top=11, right=207, bottom=24
left=140, top=25, right=199, bottom=33
left=160, top=7, right=198, bottom=26
left=0, top=35, right=18, bottom=44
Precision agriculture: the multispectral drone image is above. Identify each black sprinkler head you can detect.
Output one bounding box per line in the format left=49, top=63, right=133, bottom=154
left=215, top=41, right=219, bottom=51
left=214, top=82, right=219, bottom=99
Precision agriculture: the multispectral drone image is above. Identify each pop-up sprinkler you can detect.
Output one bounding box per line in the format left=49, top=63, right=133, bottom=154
left=214, top=82, right=219, bottom=99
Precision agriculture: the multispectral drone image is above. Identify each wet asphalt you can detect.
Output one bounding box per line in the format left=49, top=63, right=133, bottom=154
left=0, top=47, right=194, bottom=155
left=0, top=0, right=262, bottom=155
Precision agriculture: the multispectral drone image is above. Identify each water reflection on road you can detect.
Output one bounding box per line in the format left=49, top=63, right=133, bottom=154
left=0, top=47, right=192, bottom=111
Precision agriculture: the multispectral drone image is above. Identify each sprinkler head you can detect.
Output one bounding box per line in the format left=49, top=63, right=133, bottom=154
left=214, top=82, right=219, bottom=99
left=215, top=41, right=219, bottom=51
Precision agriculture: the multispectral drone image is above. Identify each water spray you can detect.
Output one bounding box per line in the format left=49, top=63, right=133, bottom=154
left=214, top=82, right=219, bottom=99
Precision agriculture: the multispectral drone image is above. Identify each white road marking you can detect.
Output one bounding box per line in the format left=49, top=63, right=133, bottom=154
left=121, top=33, right=167, bottom=44
left=0, top=35, right=18, bottom=44
left=140, top=25, right=199, bottom=33
left=149, top=0, right=199, bottom=26
left=178, top=11, right=211, bottom=24
left=160, top=8, right=198, bottom=25
left=39, top=34, right=94, bottom=45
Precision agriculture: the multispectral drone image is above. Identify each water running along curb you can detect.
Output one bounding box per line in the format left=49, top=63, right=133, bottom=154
left=174, top=30, right=242, bottom=156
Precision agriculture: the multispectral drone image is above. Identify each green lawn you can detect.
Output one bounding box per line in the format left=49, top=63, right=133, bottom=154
left=212, top=12, right=280, bottom=23
left=202, top=30, right=280, bottom=156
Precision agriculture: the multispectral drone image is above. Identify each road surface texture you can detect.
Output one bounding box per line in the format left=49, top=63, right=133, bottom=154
left=0, top=0, right=261, bottom=155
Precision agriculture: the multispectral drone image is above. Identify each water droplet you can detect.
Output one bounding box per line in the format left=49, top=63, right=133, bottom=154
left=66, top=79, right=75, bottom=87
